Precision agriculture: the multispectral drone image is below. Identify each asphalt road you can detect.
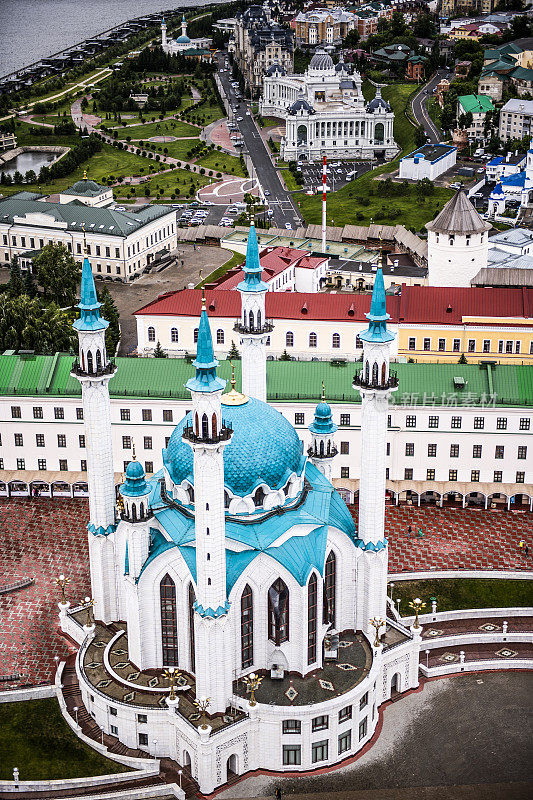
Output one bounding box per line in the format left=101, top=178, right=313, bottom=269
left=411, top=70, right=452, bottom=145
left=216, top=54, right=302, bottom=230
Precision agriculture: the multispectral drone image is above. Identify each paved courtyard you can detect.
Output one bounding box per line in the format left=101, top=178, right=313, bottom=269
left=0, top=498, right=531, bottom=690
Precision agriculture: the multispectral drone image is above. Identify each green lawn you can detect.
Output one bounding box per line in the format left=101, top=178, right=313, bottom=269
left=157, top=138, right=200, bottom=160
left=197, top=249, right=245, bottom=286
left=114, top=167, right=210, bottom=201
left=114, top=119, right=199, bottom=140
left=183, top=101, right=224, bottom=126
left=196, top=150, right=246, bottom=177
left=0, top=698, right=130, bottom=780
left=393, top=578, right=533, bottom=613
left=281, top=169, right=302, bottom=191
left=259, top=116, right=282, bottom=128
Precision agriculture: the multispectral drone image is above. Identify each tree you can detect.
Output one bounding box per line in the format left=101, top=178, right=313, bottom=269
left=279, top=350, right=292, bottom=361
left=414, top=126, right=426, bottom=147
left=458, top=353, right=468, bottom=364
left=153, top=340, right=167, bottom=358
left=23, top=268, right=38, bottom=298
left=228, top=340, right=240, bottom=360
left=6, top=255, right=24, bottom=298
left=0, top=294, right=75, bottom=354
left=98, top=285, right=120, bottom=355
left=34, top=243, right=80, bottom=307
left=343, top=29, right=360, bottom=49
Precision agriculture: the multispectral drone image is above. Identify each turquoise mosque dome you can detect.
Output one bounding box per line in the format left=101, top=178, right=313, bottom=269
left=177, top=34, right=191, bottom=43
left=121, top=457, right=148, bottom=497
left=163, top=396, right=305, bottom=497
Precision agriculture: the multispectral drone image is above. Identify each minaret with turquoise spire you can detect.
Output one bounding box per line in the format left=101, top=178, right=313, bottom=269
left=235, top=222, right=272, bottom=402
left=308, top=383, right=338, bottom=481
left=353, top=267, right=398, bottom=631
left=184, top=293, right=233, bottom=713
left=161, top=16, right=167, bottom=48
left=181, top=13, right=187, bottom=38
left=72, top=240, right=117, bottom=623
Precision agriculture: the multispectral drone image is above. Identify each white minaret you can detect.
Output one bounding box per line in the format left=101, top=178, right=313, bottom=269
left=488, top=181, right=506, bottom=217
left=184, top=296, right=233, bottom=714
left=426, top=187, right=490, bottom=287
left=353, top=267, right=398, bottom=632
left=72, top=251, right=117, bottom=623
left=236, top=222, right=270, bottom=402
left=181, top=13, right=187, bottom=38
left=522, top=145, right=533, bottom=206
left=118, top=450, right=153, bottom=666
left=307, top=383, right=338, bottom=482
left=161, top=17, right=167, bottom=48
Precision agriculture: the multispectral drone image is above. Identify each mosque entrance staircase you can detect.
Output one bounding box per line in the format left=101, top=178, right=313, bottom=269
left=57, top=655, right=201, bottom=798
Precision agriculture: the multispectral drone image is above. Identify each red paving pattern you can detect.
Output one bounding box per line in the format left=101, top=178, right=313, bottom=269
left=351, top=505, right=533, bottom=573
left=0, top=498, right=91, bottom=690
left=0, top=499, right=532, bottom=690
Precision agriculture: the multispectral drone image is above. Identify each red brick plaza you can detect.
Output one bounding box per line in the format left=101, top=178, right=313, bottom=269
left=1, top=498, right=532, bottom=690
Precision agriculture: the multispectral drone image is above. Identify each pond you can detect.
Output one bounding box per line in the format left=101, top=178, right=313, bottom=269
left=0, top=150, right=58, bottom=179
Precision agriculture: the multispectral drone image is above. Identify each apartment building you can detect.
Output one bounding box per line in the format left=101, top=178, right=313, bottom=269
left=499, top=98, right=533, bottom=142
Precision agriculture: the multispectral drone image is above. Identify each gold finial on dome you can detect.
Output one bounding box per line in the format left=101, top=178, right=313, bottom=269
left=132, top=442, right=136, bottom=460
left=221, top=361, right=248, bottom=406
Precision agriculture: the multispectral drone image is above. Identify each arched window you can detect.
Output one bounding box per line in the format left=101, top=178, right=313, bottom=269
left=365, top=361, right=369, bottom=383
left=332, top=333, right=340, bottom=349
left=323, top=551, right=336, bottom=625
left=148, top=326, right=156, bottom=342
left=140, top=502, right=144, bottom=519
left=249, top=310, right=254, bottom=331
left=257, top=309, right=262, bottom=329
left=307, top=573, right=318, bottom=664
left=160, top=574, right=178, bottom=666
left=224, top=491, right=231, bottom=509
left=194, top=412, right=199, bottom=436
left=217, top=329, right=225, bottom=344
left=241, top=584, right=253, bottom=669
left=187, top=484, right=194, bottom=503
left=171, top=328, right=179, bottom=343
left=286, top=331, right=294, bottom=347
left=86, top=351, right=93, bottom=374
left=193, top=328, right=199, bottom=343
left=202, top=413, right=209, bottom=439
left=372, top=362, right=379, bottom=385
left=132, top=504, right=137, bottom=522
left=95, top=349, right=102, bottom=371
left=212, top=412, right=218, bottom=438
left=309, top=332, right=317, bottom=348
left=319, top=439, right=324, bottom=456
left=188, top=583, right=196, bottom=673
left=253, top=486, right=265, bottom=507
left=268, top=578, right=289, bottom=644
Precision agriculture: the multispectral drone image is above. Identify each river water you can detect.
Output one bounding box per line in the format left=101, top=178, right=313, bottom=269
left=0, top=0, right=217, bottom=77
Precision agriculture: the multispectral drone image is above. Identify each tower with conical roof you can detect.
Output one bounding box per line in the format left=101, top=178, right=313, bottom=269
left=235, top=223, right=272, bottom=402
left=183, top=294, right=233, bottom=713
left=161, top=17, right=167, bottom=48
left=426, top=187, right=490, bottom=287
left=308, top=384, right=338, bottom=481
left=72, top=248, right=117, bottom=623
left=353, top=268, right=398, bottom=630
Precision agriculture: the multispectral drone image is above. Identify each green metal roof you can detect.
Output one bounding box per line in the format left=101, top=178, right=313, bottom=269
left=0, top=354, right=531, bottom=407
left=458, top=94, right=495, bottom=114
left=0, top=193, right=174, bottom=238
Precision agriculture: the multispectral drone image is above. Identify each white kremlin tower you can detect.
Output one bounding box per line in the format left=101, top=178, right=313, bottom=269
left=72, top=249, right=117, bottom=623
left=235, top=222, right=272, bottom=402
left=425, top=187, right=491, bottom=287
left=353, top=267, right=398, bottom=630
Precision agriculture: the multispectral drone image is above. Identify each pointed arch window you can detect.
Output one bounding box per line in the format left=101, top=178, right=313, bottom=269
left=381, top=362, right=386, bottom=384
left=160, top=574, right=178, bottom=667
left=241, top=584, right=254, bottom=669
left=257, top=309, right=262, bottom=329
left=95, top=349, right=102, bottom=371
left=211, top=412, right=218, bottom=438
left=365, top=360, right=369, bottom=383
left=202, top=413, right=209, bottom=439
left=307, top=573, right=318, bottom=664
left=87, top=351, right=94, bottom=374
left=253, top=486, right=265, bottom=507
left=372, top=362, right=379, bottom=385
left=188, top=583, right=196, bottom=673
left=268, top=578, right=289, bottom=644
left=249, top=310, right=255, bottom=331
left=323, top=551, right=336, bottom=626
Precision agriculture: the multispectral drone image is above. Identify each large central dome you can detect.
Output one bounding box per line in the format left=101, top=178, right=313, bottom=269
left=163, top=396, right=305, bottom=497
left=309, top=50, right=334, bottom=71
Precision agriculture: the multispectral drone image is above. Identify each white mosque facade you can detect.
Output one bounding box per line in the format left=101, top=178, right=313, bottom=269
left=260, top=50, right=398, bottom=162
left=61, top=226, right=420, bottom=795
left=161, top=15, right=211, bottom=56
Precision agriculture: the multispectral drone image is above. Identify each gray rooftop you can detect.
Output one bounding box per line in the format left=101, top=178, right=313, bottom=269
left=489, top=227, right=533, bottom=248
left=426, top=189, right=491, bottom=235
left=61, top=178, right=107, bottom=197
left=0, top=193, right=175, bottom=238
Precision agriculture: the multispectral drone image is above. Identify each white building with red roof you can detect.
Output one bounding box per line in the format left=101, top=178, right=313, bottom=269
left=216, top=245, right=329, bottom=293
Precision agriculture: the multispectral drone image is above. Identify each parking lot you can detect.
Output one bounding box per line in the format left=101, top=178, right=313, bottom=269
left=301, top=161, right=372, bottom=191
left=176, top=200, right=246, bottom=229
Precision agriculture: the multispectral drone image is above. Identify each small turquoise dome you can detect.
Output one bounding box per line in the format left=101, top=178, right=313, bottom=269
left=164, top=397, right=305, bottom=497
left=309, top=400, right=337, bottom=435
left=121, top=459, right=148, bottom=497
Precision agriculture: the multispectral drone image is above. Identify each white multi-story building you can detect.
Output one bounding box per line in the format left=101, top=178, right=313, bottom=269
left=293, top=8, right=357, bottom=46
left=0, top=187, right=177, bottom=281
left=260, top=51, right=397, bottom=162
left=499, top=98, right=533, bottom=142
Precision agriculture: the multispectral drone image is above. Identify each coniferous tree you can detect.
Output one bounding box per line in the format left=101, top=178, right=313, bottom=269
left=23, top=268, right=38, bottom=298
left=228, top=340, right=240, bottom=360
left=7, top=255, right=24, bottom=298
left=153, top=340, right=168, bottom=358
left=98, top=285, right=120, bottom=356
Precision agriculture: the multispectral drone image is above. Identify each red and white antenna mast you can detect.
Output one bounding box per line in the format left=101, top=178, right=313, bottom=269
left=322, top=155, right=327, bottom=252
